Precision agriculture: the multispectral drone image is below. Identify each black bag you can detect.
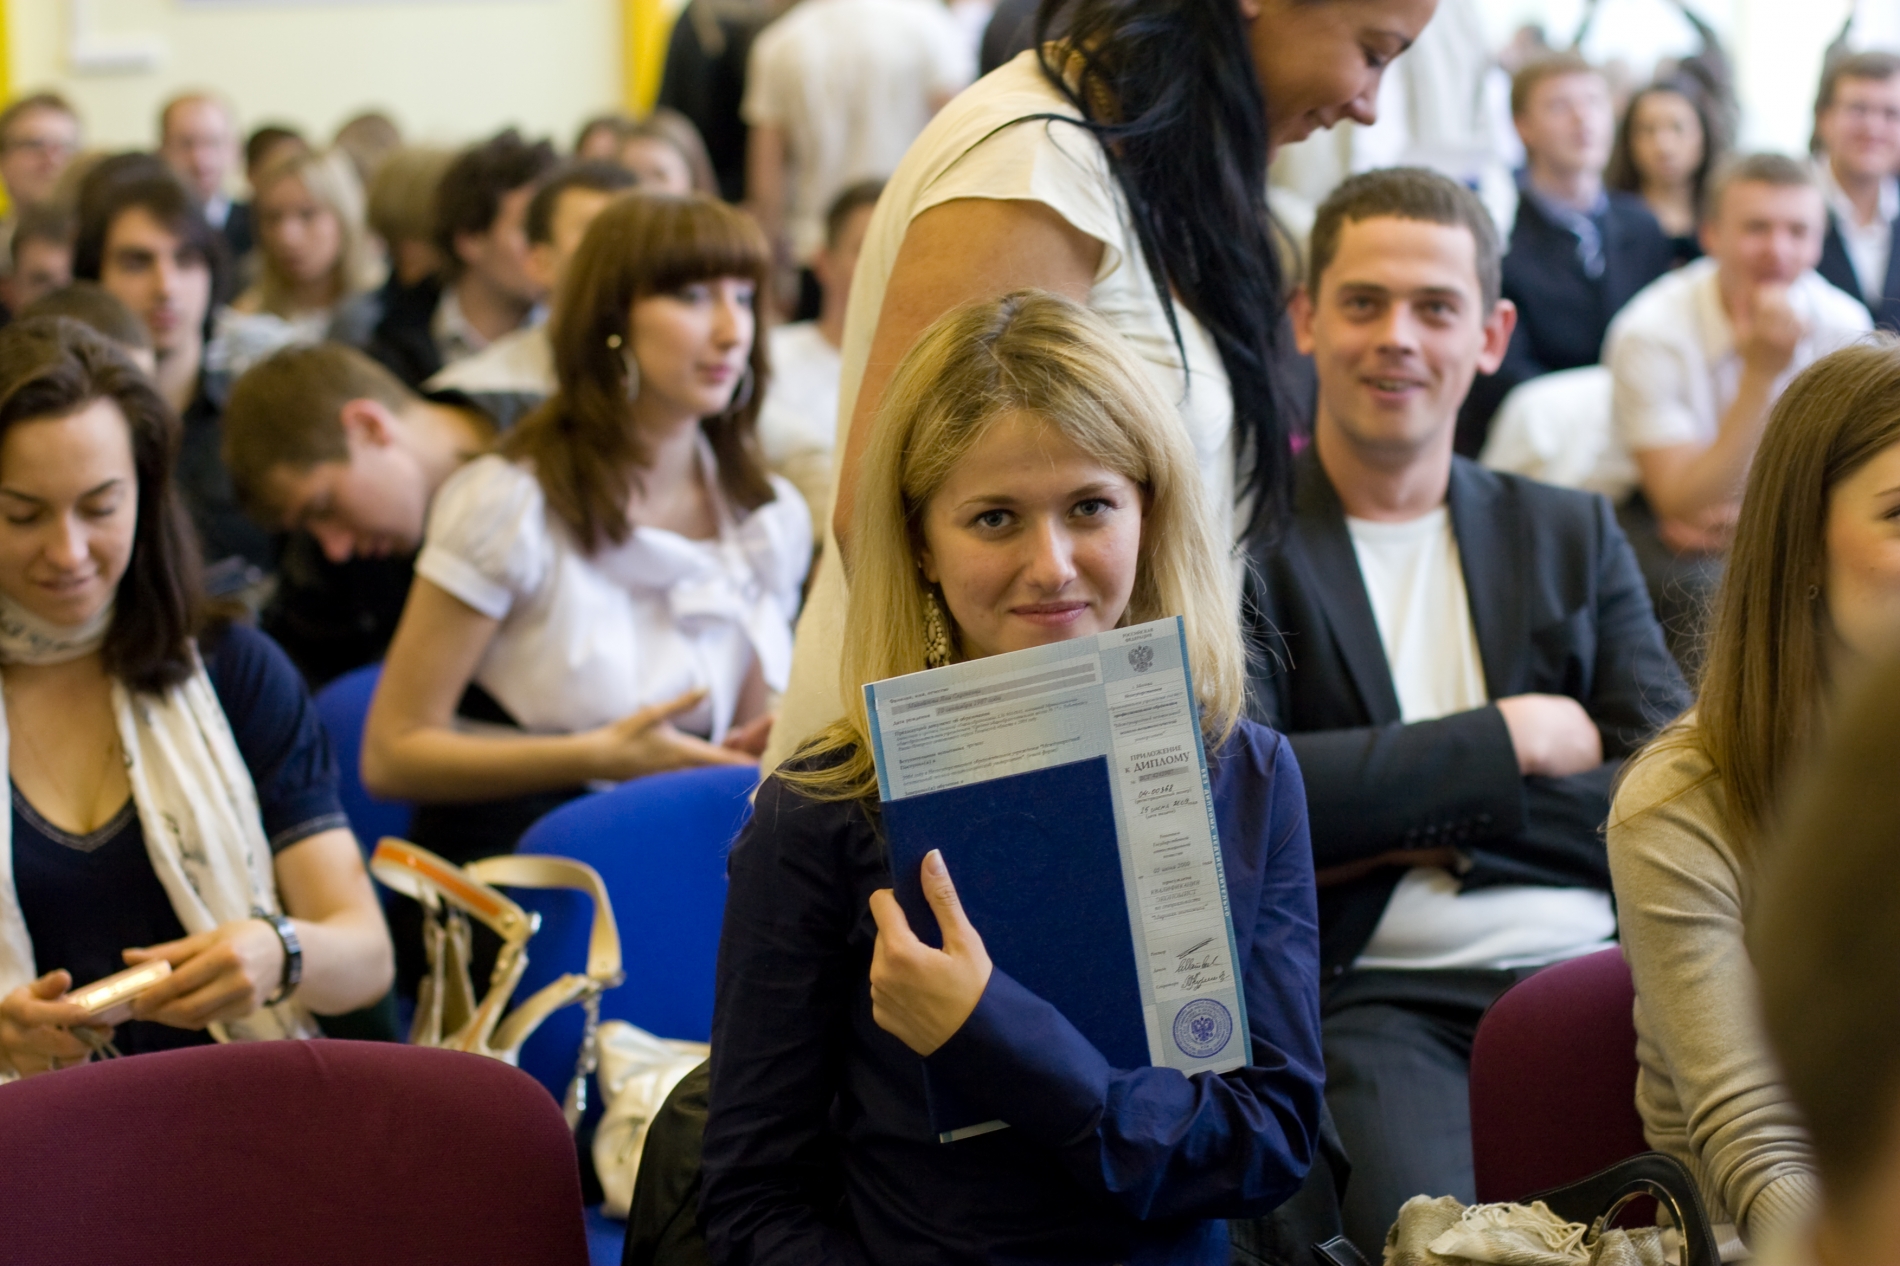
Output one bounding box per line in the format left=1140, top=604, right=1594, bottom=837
left=623, top=1060, right=712, bottom=1266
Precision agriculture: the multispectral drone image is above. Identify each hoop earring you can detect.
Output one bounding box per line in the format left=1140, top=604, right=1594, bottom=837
left=606, top=333, right=639, bottom=402
left=922, top=588, right=953, bottom=669
left=725, top=365, right=755, bottom=415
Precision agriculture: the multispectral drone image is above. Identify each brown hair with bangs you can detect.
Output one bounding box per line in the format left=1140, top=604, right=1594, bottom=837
left=502, top=192, right=774, bottom=552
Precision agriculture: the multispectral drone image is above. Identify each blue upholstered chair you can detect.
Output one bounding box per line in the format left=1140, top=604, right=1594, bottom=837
left=312, top=663, right=413, bottom=855
left=508, top=763, right=760, bottom=1103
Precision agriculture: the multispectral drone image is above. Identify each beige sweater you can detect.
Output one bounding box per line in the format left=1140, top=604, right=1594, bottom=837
left=1607, top=739, right=1820, bottom=1247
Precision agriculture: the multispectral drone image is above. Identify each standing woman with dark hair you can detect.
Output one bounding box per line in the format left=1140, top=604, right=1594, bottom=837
left=1607, top=79, right=1723, bottom=268
left=761, top=0, right=1441, bottom=771
left=0, top=317, right=392, bottom=1078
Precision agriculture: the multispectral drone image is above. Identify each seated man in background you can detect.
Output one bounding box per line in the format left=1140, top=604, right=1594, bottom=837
left=754, top=177, right=880, bottom=540
left=1607, top=153, right=1870, bottom=665
left=76, top=160, right=279, bottom=595
left=0, top=202, right=74, bottom=319
left=426, top=158, right=635, bottom=408
left=226, top=342, right=510, bottom=682
left=1753, top=652, right=1900, bottom=1266
left=1245, top=166, right=1688, bottom=1258
left=1458, top=53, right=1673, bottom=454
left=1812, top=50, right=1900, bottom=333
left=0, top=93, right=79, bottom=270
left=365, top=130, right=557, bottom=388
left=159, top=92, right=250, bottom=261
left=22, top=282, right=155, bottom=375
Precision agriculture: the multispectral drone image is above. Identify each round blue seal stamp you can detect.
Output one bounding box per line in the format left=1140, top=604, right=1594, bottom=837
left=1172, top=997, right=1233, bottom=1060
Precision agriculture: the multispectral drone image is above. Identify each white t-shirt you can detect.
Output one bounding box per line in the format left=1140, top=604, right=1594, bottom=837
left=1608, top=257, right=1871, bottom=455
left=1346, top=507, right=1617, bottom=971
left=757, top=321, right=842, bottom=536
left=427, top=323, right=554, bottom=397
left=761, top=50, right=1235, bottom=772
left=416, top=448, right=811, bottom=745
left=742, top=0, right=973, bottom=263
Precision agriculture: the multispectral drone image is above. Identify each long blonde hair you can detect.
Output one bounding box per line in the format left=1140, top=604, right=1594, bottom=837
left=246, top=147, right=381, bottom=318
left=782, top=290, right=1245, bottom=802
left=1620, top=339, right=1900, bottom=861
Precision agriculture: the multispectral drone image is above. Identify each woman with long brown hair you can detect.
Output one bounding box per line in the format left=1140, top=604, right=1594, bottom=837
left=362, top=193, right=808, bottom=862
left=1609, top=340, right=1900, bottom=1252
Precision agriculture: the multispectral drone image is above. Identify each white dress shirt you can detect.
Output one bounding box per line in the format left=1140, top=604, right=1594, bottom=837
left=1607, top=257, right=1872, bottom=456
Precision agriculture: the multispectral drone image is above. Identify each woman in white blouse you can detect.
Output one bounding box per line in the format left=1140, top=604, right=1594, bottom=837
left=363, top=193, right=808, bottom=851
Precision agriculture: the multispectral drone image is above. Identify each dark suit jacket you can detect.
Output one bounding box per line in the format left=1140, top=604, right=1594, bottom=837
left=1457, top=191, right=1674, bottom=456
left=363, top=273, right=446, bottom=389
left=1243, top=451, right=1690, bottom=978
left=221, top=200, right=253, bottom=263
left=1818, top=208, right=1900, bottom=333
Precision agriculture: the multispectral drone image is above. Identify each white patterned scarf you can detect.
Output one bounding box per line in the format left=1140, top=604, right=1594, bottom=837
left=0, top=597, right=316, bottom=1041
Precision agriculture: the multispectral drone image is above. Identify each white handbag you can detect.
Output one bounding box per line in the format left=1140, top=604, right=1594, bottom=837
left=369, top=837, right=624, bottom=1127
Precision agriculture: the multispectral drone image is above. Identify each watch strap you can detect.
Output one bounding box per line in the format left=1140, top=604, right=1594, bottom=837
left=253, top=907, right=303, bottom=1004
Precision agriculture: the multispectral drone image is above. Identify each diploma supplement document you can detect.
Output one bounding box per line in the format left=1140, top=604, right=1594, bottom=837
left=865, top=617, right=1249, bottom=1142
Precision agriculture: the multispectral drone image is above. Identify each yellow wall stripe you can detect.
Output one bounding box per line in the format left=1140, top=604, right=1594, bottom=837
left=626, top=0, right=690, bottom=118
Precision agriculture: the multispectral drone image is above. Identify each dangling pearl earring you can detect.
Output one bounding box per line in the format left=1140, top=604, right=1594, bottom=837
left=921, top=588, right=953, bottom=669
left=606, top=333, right=639, bottom=401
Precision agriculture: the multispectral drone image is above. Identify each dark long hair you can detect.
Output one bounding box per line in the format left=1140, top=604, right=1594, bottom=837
left=503, top=193, right=774, bottom=552
left=0, top=317, right=203, bottom=692
left=1037, top=0, right=1292, bottom=541
left=1605, top=78, right=1725, bottom=216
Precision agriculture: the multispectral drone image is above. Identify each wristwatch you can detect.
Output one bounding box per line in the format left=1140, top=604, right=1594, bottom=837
left=252, top=907, right=303, bottom=1004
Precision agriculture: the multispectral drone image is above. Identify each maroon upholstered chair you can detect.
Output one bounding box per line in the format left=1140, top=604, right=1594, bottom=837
left=1470, top=946, right=1648, bottom=1202
left=0, top=1039, right=588, bottom=1266
left=1469, top=947, right=1720, bottom=1265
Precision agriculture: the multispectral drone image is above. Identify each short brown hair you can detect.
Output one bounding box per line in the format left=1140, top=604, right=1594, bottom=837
left=1814, top=50, right=1900, bottom=151
left=1510, top=52, right=1602, bottom=119
left=524, top=160, right=637, bottom=246
left=21, top=283, right=149, bottom=351
left=0, top=92, right=77, bottom=149
left=1754, top=643, right=1900, bottom=1207
left=366, top=146, right=455, bottom=248
left=11, top=201, right=73, bottom=265
left=223, top=342, right=416, bottom=517
left=434, top=129, right=558, bottom=278
left=825, top=178, right=885, bottom=250
left=1305, top=166, right=1502, bottom=311
left=504, top=193, right=774, bottom=552
left=1703, top=151, right=1817, bottom=224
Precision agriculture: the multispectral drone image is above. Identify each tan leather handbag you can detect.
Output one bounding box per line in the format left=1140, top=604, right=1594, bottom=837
left=370, top=838, right=624, bottom=1127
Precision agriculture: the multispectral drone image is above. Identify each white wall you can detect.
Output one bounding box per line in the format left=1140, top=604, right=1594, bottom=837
left=9, top=0, right=625, bottom=155
left=1469, top=0, right=1870, bottom=155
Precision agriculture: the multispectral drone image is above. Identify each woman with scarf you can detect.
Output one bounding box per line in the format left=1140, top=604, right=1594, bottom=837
left=0, top=316, right=392, bottom=1078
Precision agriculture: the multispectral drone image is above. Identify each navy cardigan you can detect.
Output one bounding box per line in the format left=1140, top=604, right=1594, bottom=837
left=700, top=718, right=1324, bottom=1265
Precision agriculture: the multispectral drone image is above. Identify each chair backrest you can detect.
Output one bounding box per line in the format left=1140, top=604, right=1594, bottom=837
left=1470, top=946, right=1650, bottom=1204
left=508, top=764, right=758, bottom=1102
left=313, top=663, right=413, bottom=854
left=0, top=1040, right=588, bottom=1265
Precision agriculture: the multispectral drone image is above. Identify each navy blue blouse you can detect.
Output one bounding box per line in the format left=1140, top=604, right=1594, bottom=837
left=13, top=622, right=349, bottom=1055
left=702, top=718, right=1325, bottom=1265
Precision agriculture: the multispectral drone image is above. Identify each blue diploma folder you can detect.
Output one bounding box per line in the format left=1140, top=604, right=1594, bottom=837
left=885, top=755, right=1149, bottom=1140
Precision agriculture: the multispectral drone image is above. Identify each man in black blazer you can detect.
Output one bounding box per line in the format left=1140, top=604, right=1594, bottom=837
left=1457, top=54, right=1674, bottom=455
left=1246, top=168, right=1689, bottom=1258
left=1814, top=51, right=1900, bottom=332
